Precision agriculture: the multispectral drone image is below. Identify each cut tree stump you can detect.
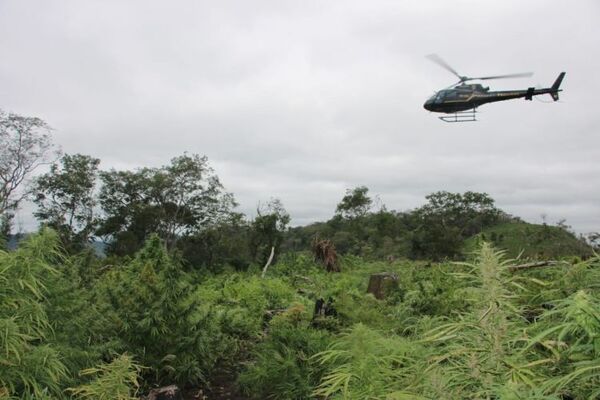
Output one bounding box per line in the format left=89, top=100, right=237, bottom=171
left=146, top=385, right=183, bottom=400
left=367, top=272, right=399, bottom=300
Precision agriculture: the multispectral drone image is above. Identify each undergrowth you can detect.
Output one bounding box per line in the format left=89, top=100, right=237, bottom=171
left=2, top=230, right=598, bottom=399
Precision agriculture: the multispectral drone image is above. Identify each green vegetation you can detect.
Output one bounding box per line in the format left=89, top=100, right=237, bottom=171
left=464, top=222, right=593, bottom=259
left=1, top=110, right=598, bottom=398
left=3, top=230, right=599, bottom=399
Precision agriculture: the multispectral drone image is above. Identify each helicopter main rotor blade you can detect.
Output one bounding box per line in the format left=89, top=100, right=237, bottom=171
left=426, top=54, right=464, bottom=80
left=471, top=72, right=533, bottom=80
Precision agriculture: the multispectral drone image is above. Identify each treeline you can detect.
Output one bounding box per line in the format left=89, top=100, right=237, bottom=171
left=1, top=110, right=593, bottom=268
left=284, top=187, right=512, bottom=260
left=18, top=151, right=510, bottom=264
left=26, top=152, right=294, bottom=268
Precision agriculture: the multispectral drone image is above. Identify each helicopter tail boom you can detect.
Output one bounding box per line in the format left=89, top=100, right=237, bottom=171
left=549, top=72, right=566, bottom=101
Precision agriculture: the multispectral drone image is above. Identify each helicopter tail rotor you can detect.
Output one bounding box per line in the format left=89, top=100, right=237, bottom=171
left=550, top=72, right=566, bottom=101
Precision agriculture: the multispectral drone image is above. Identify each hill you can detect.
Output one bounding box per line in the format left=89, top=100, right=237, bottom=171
left=463, top=222, right=593, bottom=259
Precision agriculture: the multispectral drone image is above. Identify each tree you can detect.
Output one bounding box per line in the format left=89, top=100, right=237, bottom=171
left=177, top=212, right=251, bottom=271
left=335, top=186, right=372, bottom=219
left=0, top=110, right=57, bottom=235
left=97, top=153, right=236, bottom=255
left=33, top=154, right=100, bottom=251
left=411, top=191, right=501, bottom=259
left=250, top=198, right=290, bottom=265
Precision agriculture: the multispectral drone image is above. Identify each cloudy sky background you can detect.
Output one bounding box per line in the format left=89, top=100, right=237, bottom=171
left=1, top=0, right=599, bottom=234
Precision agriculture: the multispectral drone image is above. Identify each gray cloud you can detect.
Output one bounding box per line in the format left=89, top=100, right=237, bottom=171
left=2, top=0, right=599, bottom=234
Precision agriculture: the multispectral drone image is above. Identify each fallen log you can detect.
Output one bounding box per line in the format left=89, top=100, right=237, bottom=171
left=508, top=260, right=564, bottom=272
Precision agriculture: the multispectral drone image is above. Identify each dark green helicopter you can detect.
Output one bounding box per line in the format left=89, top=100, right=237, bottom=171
left=424, top=54, right=565, bottom=122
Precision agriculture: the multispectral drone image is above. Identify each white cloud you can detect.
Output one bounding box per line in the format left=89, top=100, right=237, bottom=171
left=2, top=0, right=599, bottom=234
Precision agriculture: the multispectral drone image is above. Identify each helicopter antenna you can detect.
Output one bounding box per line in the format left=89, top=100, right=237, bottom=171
left=426, top=54, right=533, bottom=86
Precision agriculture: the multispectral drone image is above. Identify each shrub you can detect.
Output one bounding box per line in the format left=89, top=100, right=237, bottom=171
left=238, top=306, right=332, bottom=399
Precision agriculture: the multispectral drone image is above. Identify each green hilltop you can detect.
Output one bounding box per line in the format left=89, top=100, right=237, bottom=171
left=463, top=221, right=593, bottom=260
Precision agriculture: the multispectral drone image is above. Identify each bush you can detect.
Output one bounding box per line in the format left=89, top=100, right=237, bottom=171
left=238, top=305, right=332, bottom=399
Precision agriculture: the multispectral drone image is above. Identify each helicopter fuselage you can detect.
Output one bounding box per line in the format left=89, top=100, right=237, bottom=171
left=424, top=74, right=564, bottom=114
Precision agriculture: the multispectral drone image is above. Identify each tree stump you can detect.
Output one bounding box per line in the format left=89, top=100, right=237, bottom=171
left=146, top=385, right=182, bottom=400
left=367, top=272, right=399, bottom=300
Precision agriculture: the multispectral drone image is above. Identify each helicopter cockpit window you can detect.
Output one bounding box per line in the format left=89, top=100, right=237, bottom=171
left=444, top=91, right=457, bottom=100
left=435, top=91, right=446, bottom=103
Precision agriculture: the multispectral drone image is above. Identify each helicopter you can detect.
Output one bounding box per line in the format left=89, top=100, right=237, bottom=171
left=424, top=54, right=565, bottom=122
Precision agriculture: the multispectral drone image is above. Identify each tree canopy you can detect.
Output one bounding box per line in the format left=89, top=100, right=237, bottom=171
left=97, top=153, right=236, bottom=255
left=0, top=110, right=57, bottom=236
left=335, top=186, right=372, bottom=219
left=33, top=153, right=100, bottom=251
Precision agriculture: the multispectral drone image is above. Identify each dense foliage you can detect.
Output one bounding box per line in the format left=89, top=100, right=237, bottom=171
left=33, top=154, right=100, bottom=252
left=2, top=228, right=599, bottom=399
left=1, top=111, right=597, bottom=398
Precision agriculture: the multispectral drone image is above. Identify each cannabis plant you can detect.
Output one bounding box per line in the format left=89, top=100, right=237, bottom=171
left=0, top=230, right=67, bottom=398
left=97, top=235, right=207, bottom=386
left=68, top=354, right=141, bottom=399
left=525, top=288, right=600, bottom=398
left=238, top=305, right=332, bottom=400
left=314, top=323, right=420, bottom=399
left=418, top=243, right=538, bottom=399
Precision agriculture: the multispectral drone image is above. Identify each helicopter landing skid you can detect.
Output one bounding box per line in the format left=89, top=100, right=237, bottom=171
left=439, top=109, right=477, bottom=123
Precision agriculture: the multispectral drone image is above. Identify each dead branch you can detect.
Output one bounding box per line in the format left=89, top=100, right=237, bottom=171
left=261, top=246, right=275, bottom=278
left=508, top=260, right=564, bottom=272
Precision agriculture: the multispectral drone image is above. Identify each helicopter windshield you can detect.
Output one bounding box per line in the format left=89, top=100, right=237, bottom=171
left=432, top=91, right=446, bottom=103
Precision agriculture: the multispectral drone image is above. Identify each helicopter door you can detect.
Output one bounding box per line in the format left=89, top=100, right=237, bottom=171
left=444, top=91, right=458, bottom=100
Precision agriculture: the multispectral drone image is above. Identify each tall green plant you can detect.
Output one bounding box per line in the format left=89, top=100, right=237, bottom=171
left=314, top=323, right=419, bottom=399
left=68, top=354, right=141, bottom=400
left=238, top=306, right=331, bottom=400
left=98, top=235, right=212, bottom=386
left=418, top=243, right=538, bottom=399
left=525, top=288, right=600, bottom=398
left=0, top=230, right=67, bottom=398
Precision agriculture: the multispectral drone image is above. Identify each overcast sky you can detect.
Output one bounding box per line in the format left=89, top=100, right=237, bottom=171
left=1, top=0, right=599, bottom=234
